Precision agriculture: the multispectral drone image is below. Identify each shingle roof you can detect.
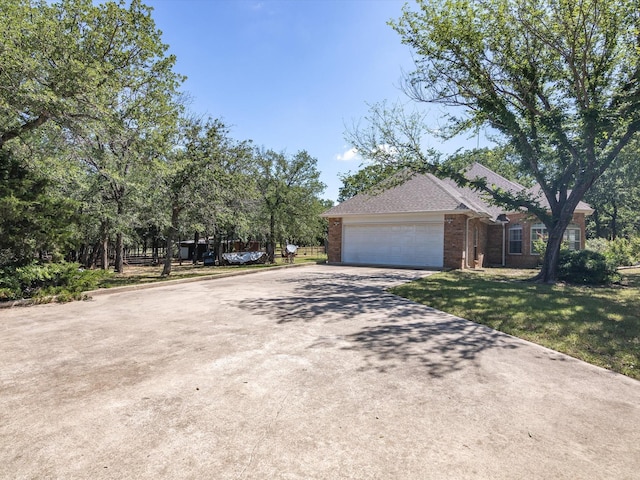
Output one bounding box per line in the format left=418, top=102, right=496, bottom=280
left=441, top=162, right=525, bottom=219
left=526, top=184, right=594, bottom=214
left=322, top=162, right=593, bottom=219
left=322, top=173, right=478, bottom=217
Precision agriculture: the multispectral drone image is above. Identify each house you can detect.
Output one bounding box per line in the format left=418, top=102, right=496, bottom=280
left=321, top=163, right=593, bottom=269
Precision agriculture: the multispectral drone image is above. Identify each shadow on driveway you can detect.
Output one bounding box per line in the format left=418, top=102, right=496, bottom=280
left=238, top=269, right=518, bottom=378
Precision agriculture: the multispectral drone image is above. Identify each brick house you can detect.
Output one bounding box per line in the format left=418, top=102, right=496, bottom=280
left=321, top=163, right=593, bottom=269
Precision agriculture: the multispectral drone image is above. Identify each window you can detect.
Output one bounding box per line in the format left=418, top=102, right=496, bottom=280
left=509, top=225, right=522, bottom=254
left=530, top=223, right=581, bottom=254
left=564, top=225, right=581, bottom=250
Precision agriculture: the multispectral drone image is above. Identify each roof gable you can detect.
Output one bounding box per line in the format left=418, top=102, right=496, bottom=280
left=322, top=162, right=593, bottom=218
left=322, top=167, right=493, bottom=217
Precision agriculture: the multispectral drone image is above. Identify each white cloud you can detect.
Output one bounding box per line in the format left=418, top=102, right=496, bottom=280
left=335, top=147, right=359, bottom=162
left=372, top=144, right=398, bottom=156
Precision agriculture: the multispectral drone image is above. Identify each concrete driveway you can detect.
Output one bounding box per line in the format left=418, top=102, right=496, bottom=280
left=1, top=264, right=639, bottom=479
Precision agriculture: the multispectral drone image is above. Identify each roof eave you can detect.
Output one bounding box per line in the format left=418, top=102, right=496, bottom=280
left=320, top=208, right=489, bottom=218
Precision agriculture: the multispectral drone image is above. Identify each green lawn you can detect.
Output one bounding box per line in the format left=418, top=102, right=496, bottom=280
left=390, top=268, right=640, bottom=380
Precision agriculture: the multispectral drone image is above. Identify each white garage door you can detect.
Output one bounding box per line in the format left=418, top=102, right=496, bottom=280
left=343, top=222, right=444, bottom=268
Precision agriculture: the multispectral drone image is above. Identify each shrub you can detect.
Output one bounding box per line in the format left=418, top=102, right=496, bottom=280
left=0, top=262, right=110, bottom=301
left=585, top=236, right=640, bottom=267
left=557, top=249, right=620, bottom=285
left=607, top=238, right=635, bottom=267
left=585, top=237, right=609, bottom=255
left=629, top=236, right=640, bottom=264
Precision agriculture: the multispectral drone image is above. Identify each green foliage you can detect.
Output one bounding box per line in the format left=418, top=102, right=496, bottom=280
left=0, top=148, right=78, bottom=266
left=1, top=0, right=327, bottom=272
left=557, top=249, right=620, bottom=285
left=0, top=0, right=184, bottom=147
left=1, top=0, right=184, bottom=271
left=585, top=143, right=640, bottom=240
left=0, top=262, right=110, bottom=301
left=338, top=162, right=403, bottom=202
left=444, top=147, right=534, bottom=187
left=254, top=149, right=326, bottom=261
left=586, top=237, right=640, bottom=267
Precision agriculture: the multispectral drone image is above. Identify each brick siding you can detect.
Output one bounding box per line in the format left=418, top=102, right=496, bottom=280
left=327, top=217, right=342, bottom=263
left=488, top=212, right=588, bottom=269
left=443, top=214, right=466, bottom=269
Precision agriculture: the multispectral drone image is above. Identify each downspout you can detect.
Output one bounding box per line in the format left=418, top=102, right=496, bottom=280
left=496, top=214, right=510, bottom=268
left=501, top=222, right=506, bottom=267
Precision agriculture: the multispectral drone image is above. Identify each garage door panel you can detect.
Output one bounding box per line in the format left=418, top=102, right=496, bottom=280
left=343, top=222, right=443, bottom=268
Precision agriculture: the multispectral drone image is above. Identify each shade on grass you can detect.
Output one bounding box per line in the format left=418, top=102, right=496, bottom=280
left=390, top=269, right=640, bottom=380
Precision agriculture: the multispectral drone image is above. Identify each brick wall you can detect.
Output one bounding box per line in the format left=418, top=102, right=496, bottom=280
left=327, top=217, right=342, bottom=263
left=467, top=218, right=488, bottom=268
left=443, top=215, right=491, bottom=269
left=501, top=213, right=540, bottom=268
left=573, top=213, right=586, bottom=249
left=443, top=214, right=466, bottom=269
left=497, top=212, right=588, bottom=268
left=486, top=224, right=504, bottom=266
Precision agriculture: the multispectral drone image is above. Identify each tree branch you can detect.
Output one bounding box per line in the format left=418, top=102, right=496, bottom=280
left=0, top=114, right=50, bottom=149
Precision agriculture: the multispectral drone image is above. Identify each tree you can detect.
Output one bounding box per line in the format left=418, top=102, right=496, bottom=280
left=0, top=0, right=181, bottom=146
left=584, top=144, right=640, bottom=239
left=338, top=162, right=404, bottom=202
left=0, top=0, right=184, bottom=268
left=157, top=118, right=254, bottom=276
left=0, top=143, right=77, bottom=266
left=351, top=0, right=640, bottom=282
left=254, top=149, right=326, bottom=263
left=72, top=67, right=182, bottom=273
left=444, top=147, right=534, bottom=188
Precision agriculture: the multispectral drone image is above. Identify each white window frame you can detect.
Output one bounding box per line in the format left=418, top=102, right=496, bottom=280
left=564, top=225, right=581, bottom=251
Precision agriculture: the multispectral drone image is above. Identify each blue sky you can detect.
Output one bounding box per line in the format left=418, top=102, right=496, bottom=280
left=146, top=0, right=485, bottom=202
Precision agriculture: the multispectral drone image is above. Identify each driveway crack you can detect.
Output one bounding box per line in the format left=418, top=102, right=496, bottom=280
left=236, top=391, right=290, bottom=479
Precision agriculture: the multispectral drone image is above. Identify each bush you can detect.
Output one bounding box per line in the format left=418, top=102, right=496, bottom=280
left=557, top=249, right=620, bottom=285
left=0, top=262, right=110, bottom=301
left=606, top=238, right=635, bottom=267
left=585, top=236, right=640, bottom=267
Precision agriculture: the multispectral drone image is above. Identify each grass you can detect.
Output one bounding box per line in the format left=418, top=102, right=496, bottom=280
left=95, top=254, right=327, bottom=289
left=390, top=268, right=640, bottom=380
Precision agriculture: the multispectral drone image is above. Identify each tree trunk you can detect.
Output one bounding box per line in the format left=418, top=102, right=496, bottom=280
left=536, top=211, right=575, bottom=283
left=192, top=231, right=200, bottom=264
left=79, top=243, right=89, bottom=267
left=100, top=220, right=109, bottom=270
left=162, top=234, right=173, bottom=276
left=114, top=232, right=124, bottom=273
left=611, top=203, right=618, bottom=240
left=592, top=209, right=603, bottom=238
left=162, top=208, right=180, bottom=276
left=87, top=241, right=100, bottom=269
left=213, top=234, right=221, bottom=265
left=267, top=214, right=276, bottom=263
left=537, top=230, right=564, bottom=283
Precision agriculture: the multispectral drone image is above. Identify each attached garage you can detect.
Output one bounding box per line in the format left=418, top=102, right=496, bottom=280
left=342, top=215, right=444, bottom=268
